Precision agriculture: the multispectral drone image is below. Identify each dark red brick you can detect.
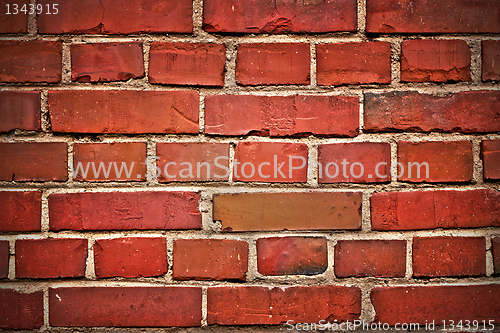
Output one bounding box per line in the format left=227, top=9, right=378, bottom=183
left=493, top=237, right=500, bottom=275
left=413, top=237, right=485, bottom=277
left=335, top=240, right=406, bottom=278
left=38, top=0, right=193, bottom=34
left=15, top=238, right=87, bottom=279
left=0, top=191, right=41, bottom=232
left=173, top=239, right=248, bottom=281
left=94, top=237, right=167, bottom=278
left=371, top=189, right=500, bottom=231
left=0, top=240, right=8, bottom=278
left=0, top=289, right=43, bottom=329
left=49, top=90, right=199, bottom=134
left=49, top=287, right=201, bottom=327
left=482, top=40, right=500, bottom=81
left=482, top=140, right=500, bottom=180
left=236, top=43, right=310, bottom=85
left=257, top=237, right=327, bottom=275
left=71, top=42, right=144, bottom=82
left=366, top=0, right=500, bottom=33
left=401, top=39, right=471, bottom=82
left=317, top=42, right=391, bottom=85
left=49, top=191, right=201, bottom=231
left=208, top=286, right=361, bottom=325
left=0, top=41, right=61, bottom=82
left=205, top=94, right=359, bottom=137
left=149, top=43, right=226, bottom=86
left=364, top=91, right=500, bottom=133
left=0, top=91, right=41, bottom=132
left=0, top=142, right=68, bottom=181
left=0, top=0, right=28, bottom=33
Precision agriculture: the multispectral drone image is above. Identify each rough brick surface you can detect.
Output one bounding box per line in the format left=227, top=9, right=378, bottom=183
left=49, top=191, right=201, bottom=231
left=205, top=94, right=359, bottom=137
left=49, top=90, right=199, bottom=134
left=0, top=91, right=41, bottom=132
left=71, top=43, right=144, bottom=82
left=0, top=290, right=43, bottom=330
left=203, top=0, right=357, bottom=33
left=0, top=41, right=62, bottom=82
left=412, top=237, right=486, bottom=277
left=482, top=40, right=500, bottom=81
left=335, top=240, right=406, bottom=278
left=94, top=237, right=167, bottom=278
left=493, top=237, right=500, bottom=275
left=371, top=189, right=500, bottom=230
left=401, top=39, right=471, bottom=82
left=208, top=286, right=361, bottom=325
left=0, top=0, right=28, bottom=33
left=236, top=43, right=310, bottom=85
left=149, top=43, right=226, bottom=86
left=173, top=239, right=248, bottom=281
left=257, top=237, right=327, bottom=275
left=482, top=140, right=500, bottom=180
left=49, top=287, right=202, bottom=327
left=364, top=91, right=500, bottom=133
left=0, top=240, right=8, bottom=278
left=15, top=239, right=87, bottom=279
left=0, top=142, right=68, bottom=181
left=214, top=192, right=362, bottom=232
left=317, top=42, right=391, bottom=85
left=0, top=191, right=41, bottom=232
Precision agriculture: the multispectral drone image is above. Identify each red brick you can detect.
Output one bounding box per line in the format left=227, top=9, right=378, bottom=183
left=0, top=289, right=43, bottom=329
left=371, top=189, right=500, bottom=231
left=0, top=142, right=68, bottom=181
left=15, top=238, right=87, bottom=279
left=0, top=240, right=8, bottom=278
left=208, top=286, right=361, bottom=325
left=317, top=42, right=391, bottom=85
left=49, top=287, right=201, bottom=327
left=234, top=142, right=308, bottom=183
left=257, top=237, right=327, bottom=275
left=401, top=40, right=471, bottom=82
left=0, top=0, right=28, bottom=33
left=156, top=142, right=230, bottom=182
left=38, top=0, right=193, bottom=34
left=0, top=191, right=41, bottom=232
left=371, top=285, right=500, bottom=324
left=149, top=43, right=226, bottom=86
left=214, top=192, right=362, bottom=232
left=49, top=191, right=201, bottom=231
left=366, top=0, right=500, bottom=33
left=335, top=240, right=406, bottom=278
left=236, top=43, right=310, bottom=85
left=413, top=237, right=485, bottom=277
left=203, top=0, right=356, bottom=33
left=73, top=142, right=147, bottom=182
left=364, top=91, right=500, bottom=133
left=493, top=237, right=500, bottom=275
left=173, top=239, right=248, bottom=281
left=71, top=42, right=144, bottom=82
left=0, top=41, right=61, bottom=83
left=0, top=91, right=41, bottom=133
left=482, top=140, right=500, bottom=180
left=318, top=142, right=391, bottom=183
left=94, top=237, right=167, bottom=278
left=49, top=90, right=199, bottom=134
left=398, top=141, right=473, bottom=182
left=482, top=40, right=500, bottom=81
left=205, top=94, right=359, bottom=137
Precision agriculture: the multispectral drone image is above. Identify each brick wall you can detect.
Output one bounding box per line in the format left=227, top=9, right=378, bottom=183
left=0, top=0, right=499, bottom=330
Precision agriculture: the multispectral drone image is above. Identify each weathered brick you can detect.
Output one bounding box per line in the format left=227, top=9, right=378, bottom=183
left=0, top=289, right=43, bottom=329
left=173, top=239, right=248, bottom=281
left=236, top=43, right=310, bottom=85
left=71, top=42, right=144, bottom=82
left=317, top=42, right=391, bottom=85
left=0, top=41, right=62, bottom=82
left=208, top=286, right=361, bottom=325
left=49, top=191, right=201, bottom=231
left=482, top=40, right=500, bottom=81
left=401, top=39, right=471, bottom=82
left=49, top=90, right=199, bottom=134
left=0, top=91, right=41, bottom=132
left=0, top=191, right=41, bottom=232
left=49, top=287, right=202, bottom=327
left=335, top=240, right=406, bottom=278
left=482, top=140, right=500, bottom=180
left=15, top=239, right=87, bottom=279
left=364, top=91, right=500, bottom=133
left=493, top=237, right=500, bottom=275
left=257, top=237, right=327, bottom=275
left=94, top=237, right=167, bottom=278
left=214, top=192, right=362, bottom=232
left=371, top=189, right=500, bottom=231
left=149, top=43, right=226, bottom=86
left=0, top=0, right=28, bottom=33
left=205, top=94, right=359, bottom=137
left=0, top=240, right=8, bottom=278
